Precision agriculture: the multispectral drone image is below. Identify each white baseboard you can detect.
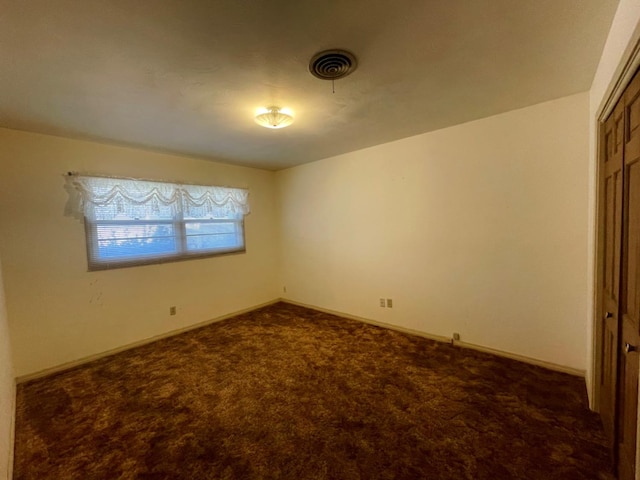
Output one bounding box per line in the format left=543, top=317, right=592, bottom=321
left=16, top=299, right=280, bottom=384
left=281, top=299, right=585, bottom=378
left=281, top=298, right=452, bottom=344
left=452, top=340, right=585, bottom=377
left=16, top=297, right=586, bottom=384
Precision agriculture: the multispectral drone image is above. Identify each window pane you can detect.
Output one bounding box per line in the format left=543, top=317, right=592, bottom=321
left=185, top=222, right=237, bottom=235
left=185, top=221, right=243, bottom=252
left=95, top=223, right=178, bottom=260
left=75, top=176, right=249, bottom=269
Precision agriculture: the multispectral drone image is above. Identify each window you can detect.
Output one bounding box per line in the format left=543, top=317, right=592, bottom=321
left=65, top=175, right=250, bottom=270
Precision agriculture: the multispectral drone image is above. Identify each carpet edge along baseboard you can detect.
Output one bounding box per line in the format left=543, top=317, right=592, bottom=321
left=281, top=299, right=586, bottom=378
left=16, top=299, right=281, bottom=384
left=17, top=297, right=585, bottom=383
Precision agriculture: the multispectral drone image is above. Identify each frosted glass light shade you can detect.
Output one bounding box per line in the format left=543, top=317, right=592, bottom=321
left=255, top=106, right=294, bottom=129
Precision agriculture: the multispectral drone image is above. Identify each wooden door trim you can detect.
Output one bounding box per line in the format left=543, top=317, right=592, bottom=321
left=592, top=35, right=640, bottom=414
left=599, top=38, right=640, bottom=122
left=593, top=119, right=607, bottom=414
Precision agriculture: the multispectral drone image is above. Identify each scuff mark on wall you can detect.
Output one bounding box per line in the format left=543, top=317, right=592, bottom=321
left=88, top=279, right=103, bottom=307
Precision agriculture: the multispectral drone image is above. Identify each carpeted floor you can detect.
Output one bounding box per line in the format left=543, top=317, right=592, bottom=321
left=14, top=302, right=612, bottom=479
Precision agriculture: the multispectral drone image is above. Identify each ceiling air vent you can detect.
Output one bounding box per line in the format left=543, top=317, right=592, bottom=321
left=309, top=50, right=357, bottom=80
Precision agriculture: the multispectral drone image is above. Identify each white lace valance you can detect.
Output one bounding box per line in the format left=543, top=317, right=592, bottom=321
left=65, top=174, right=250, bottom=222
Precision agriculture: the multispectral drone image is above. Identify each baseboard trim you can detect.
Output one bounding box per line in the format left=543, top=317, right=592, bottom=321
left=281, top=299, right=452, bottom=344
left=452, top=340, right=585, bottom=377
left=16, top=299, right=281, bottom=384
left=281, top=299, right=585, bottom=378
left=17, top=298, right=586, bottom=384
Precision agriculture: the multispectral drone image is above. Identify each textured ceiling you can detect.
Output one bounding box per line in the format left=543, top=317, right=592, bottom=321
left=0, top=0, right=619, bottom=170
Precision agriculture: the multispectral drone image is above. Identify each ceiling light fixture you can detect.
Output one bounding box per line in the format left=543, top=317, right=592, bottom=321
left=254, top=106, right=294, bottom=129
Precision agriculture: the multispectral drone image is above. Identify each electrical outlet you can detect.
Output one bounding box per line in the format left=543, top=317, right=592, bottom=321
left=386, top=298, right=393, bottom=308
left=379, top=298, right=386, bottom=307
left=170, top=306, right=177, bottom=316
left=453, top=332, right=460, bottom=341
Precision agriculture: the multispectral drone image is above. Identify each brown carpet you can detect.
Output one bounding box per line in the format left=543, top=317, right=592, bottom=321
left=14, top=302, right=612, bottom=479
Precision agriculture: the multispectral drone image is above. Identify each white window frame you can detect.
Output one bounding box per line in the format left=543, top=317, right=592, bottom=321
left=65, top=174, right=249, bottom=271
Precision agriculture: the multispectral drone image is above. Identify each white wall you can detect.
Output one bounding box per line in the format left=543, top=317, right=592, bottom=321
left=0, top=128, right=279, bottom=377
left=586, top=0, right=640, bottom=406
left=277, top=92, right=590, bottom=371
left=0, top=256, right=15, bottom=480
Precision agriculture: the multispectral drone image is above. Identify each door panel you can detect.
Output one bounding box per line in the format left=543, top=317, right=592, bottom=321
left=617, top=70, right=640, bottom=480
left=600, top=99, right=624, bottom=444
left=618, top=320, right=639, bottom=480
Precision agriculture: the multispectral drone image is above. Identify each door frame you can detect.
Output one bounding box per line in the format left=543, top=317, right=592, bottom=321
left=592, top=33, right=640, bottom=478
left=592, top=37, right=640, bottom=414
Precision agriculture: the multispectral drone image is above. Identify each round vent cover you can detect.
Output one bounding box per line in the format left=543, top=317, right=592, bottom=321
left=309, top=49, right=357, bottom=80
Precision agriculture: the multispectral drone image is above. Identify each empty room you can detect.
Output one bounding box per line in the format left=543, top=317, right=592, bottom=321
left=1, top=0, right=640, bottom=478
